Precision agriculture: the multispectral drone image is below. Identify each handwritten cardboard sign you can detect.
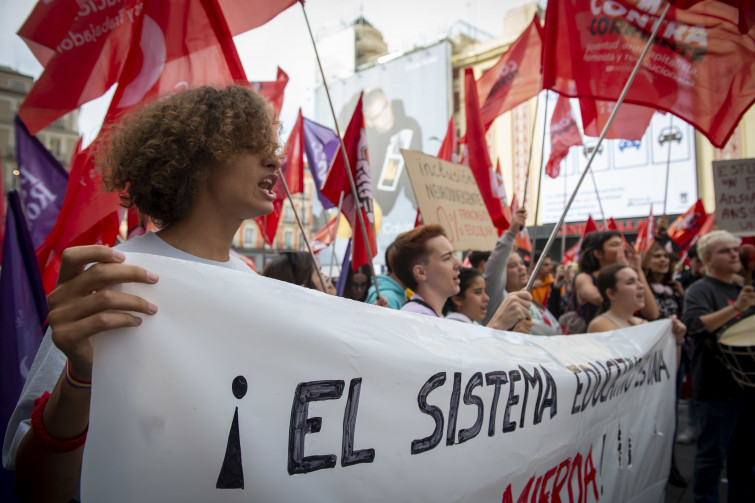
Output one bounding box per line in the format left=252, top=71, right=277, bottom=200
left=712, top=158, right=755, bottom=236
left=401, top=150, right=498, bottom=250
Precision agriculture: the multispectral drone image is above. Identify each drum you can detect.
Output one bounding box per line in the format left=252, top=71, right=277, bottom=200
left=718, top=314, right=755, bottom=389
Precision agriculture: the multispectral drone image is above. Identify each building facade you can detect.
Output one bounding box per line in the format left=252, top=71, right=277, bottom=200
left=0, top=66, right=80, bottom=192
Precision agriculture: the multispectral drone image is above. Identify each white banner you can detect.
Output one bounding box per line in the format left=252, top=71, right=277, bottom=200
left=82, top=254, right=676, bottom=502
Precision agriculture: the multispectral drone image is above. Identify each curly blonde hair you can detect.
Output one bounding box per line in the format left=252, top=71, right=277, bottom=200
left=99, top=85, right=279, bottom=227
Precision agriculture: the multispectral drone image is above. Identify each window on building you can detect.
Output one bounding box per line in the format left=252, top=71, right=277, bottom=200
left=284, top=230, right=294, bottom=249
left=9, top=80, right=26, bottom=91
left=284, top=205, right=294, bottom=223
left=244, top=227, right=256, bottom=248
left=49, top=137, right=62, bottom=157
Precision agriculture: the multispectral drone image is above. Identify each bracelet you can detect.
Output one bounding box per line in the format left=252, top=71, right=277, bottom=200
left=65, top=360, right=92, bottom=389
left=30, top=392, right=88, bottom=452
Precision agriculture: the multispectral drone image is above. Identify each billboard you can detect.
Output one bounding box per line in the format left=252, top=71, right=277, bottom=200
left=538, top=93, right=698, bottom=224
left=314, top=41, right=452, bottom=265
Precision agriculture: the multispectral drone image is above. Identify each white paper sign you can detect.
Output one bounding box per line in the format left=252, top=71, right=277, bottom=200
left=712, top=158, right=755, bottom=236
left=82, top=253, right=676, bottom=502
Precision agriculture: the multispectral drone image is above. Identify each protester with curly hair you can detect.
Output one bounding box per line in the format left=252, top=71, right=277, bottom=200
left=3, top=85, right=282, bottom=501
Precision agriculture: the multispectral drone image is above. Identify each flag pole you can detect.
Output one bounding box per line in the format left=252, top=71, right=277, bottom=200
left=561, top=167, right=567, bottom=260
left=525, top=0, right=671, bottom=292
left=300, top=1, right=381, bottom=299
left=529, top=88, right=549, bottom=265
left=521, top=73, right=543, bottom=209
left=662, top=114, right=674, bottom=215
left=589, top=170, right=606, bottom=227
left=277, top=168, right=328, bottom=293
left=568, top=99, right=607, bottom=228
left=328, top=192, right=345, bottom=279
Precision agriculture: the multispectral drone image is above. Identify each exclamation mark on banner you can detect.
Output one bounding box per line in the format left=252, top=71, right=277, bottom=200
left=217, top=376, right=248, bottom=489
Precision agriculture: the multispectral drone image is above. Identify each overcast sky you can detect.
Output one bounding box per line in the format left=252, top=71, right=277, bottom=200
left=1, top=0, right=538, bottom=140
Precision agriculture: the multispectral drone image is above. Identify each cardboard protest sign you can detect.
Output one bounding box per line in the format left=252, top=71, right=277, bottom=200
left=712, top=158, right=755, bottom=236
left=83, top=253, right=676, bottom=502
left=401, top=150, right=499, bottom=251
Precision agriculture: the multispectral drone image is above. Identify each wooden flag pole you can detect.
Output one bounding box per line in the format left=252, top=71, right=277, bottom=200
left=277, top=168, right=328, bottom=293
left=300, top=1, right=381, bottom=299
left=525, top=0, right=671, bottom=292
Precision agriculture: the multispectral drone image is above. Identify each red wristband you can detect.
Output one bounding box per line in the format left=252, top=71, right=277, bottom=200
left=30, top=392, right=88, bottom=453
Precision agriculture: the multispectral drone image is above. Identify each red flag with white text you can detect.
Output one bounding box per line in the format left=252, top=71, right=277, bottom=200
left=477, top=15, right=543, bottom=131
left=668, top=199, right=708, bottom=249
left=254, top=109, right=305, bottom=246
left=321, top=94, right=377, bottom=270
left=102, top=0, right=248, bottom=124
left=17, top=0, right=295, bottom=135
left=545, top=95, right=582, bottom=178
left=312, top=215, right=338, bottom=254
left=464, top=68, right=510, bottom=232
left=633, top=206, right=655, bottom=253
left=542, top=0, right=755, bottom=148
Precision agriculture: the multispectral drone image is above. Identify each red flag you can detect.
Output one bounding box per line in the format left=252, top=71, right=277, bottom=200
left=563, top=215, right=598, bottom=265
left=312, top=215, right=338, bottom=254
left=17, top=0, right=295, bottom=134
left=35, top=144, right=122, bottom=293
left=544, top=95, right=582, bottom=178
left=668, top=199, right=708, bottom=249
left=477, top=15, right=543, bottom=130
left=464, top=68, right=510, bottom=232
left=321, top=94, right=377, bottom=270
left=217, top=0, right=299, bottom=37
left=670, top=0, right=754, bottom=34
left=606, top=216, right=630, bottom=248
left=414, top=209, right=424, bottom=228
left=580, top=99, right=655, bottom=140
left=253, top=109, right=305, bottom=246
left=102, top=0, right=247, bottom=124
left=251, top=67, right=289, bottom=118
left=436, top=117, right=457, bottom=162
left=542, top=0, right=755, bottom=148
left=633, top=206, right=655, bottom=253
left=515, top=227, right=533, bottom=256
left=698, top=211, right=716, bottom=236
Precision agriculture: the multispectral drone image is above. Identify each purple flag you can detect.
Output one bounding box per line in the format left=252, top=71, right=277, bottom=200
left=0, top=191, right=47, bottom=447
left=302, top=117, right=339, bottom=209
left=14, top=116, right=69, bottom=248
left=335, top=239, right=352, bottom=297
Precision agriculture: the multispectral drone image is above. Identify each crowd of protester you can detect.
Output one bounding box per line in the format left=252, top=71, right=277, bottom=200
left=3, top=85, right=754, bottom=502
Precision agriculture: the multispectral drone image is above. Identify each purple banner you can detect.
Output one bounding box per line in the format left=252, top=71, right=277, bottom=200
left=0, top=191, right=47, bottom=446
left=14, top=116, right=69, bottom=248
left=302, top=117, right=339, bottom=209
